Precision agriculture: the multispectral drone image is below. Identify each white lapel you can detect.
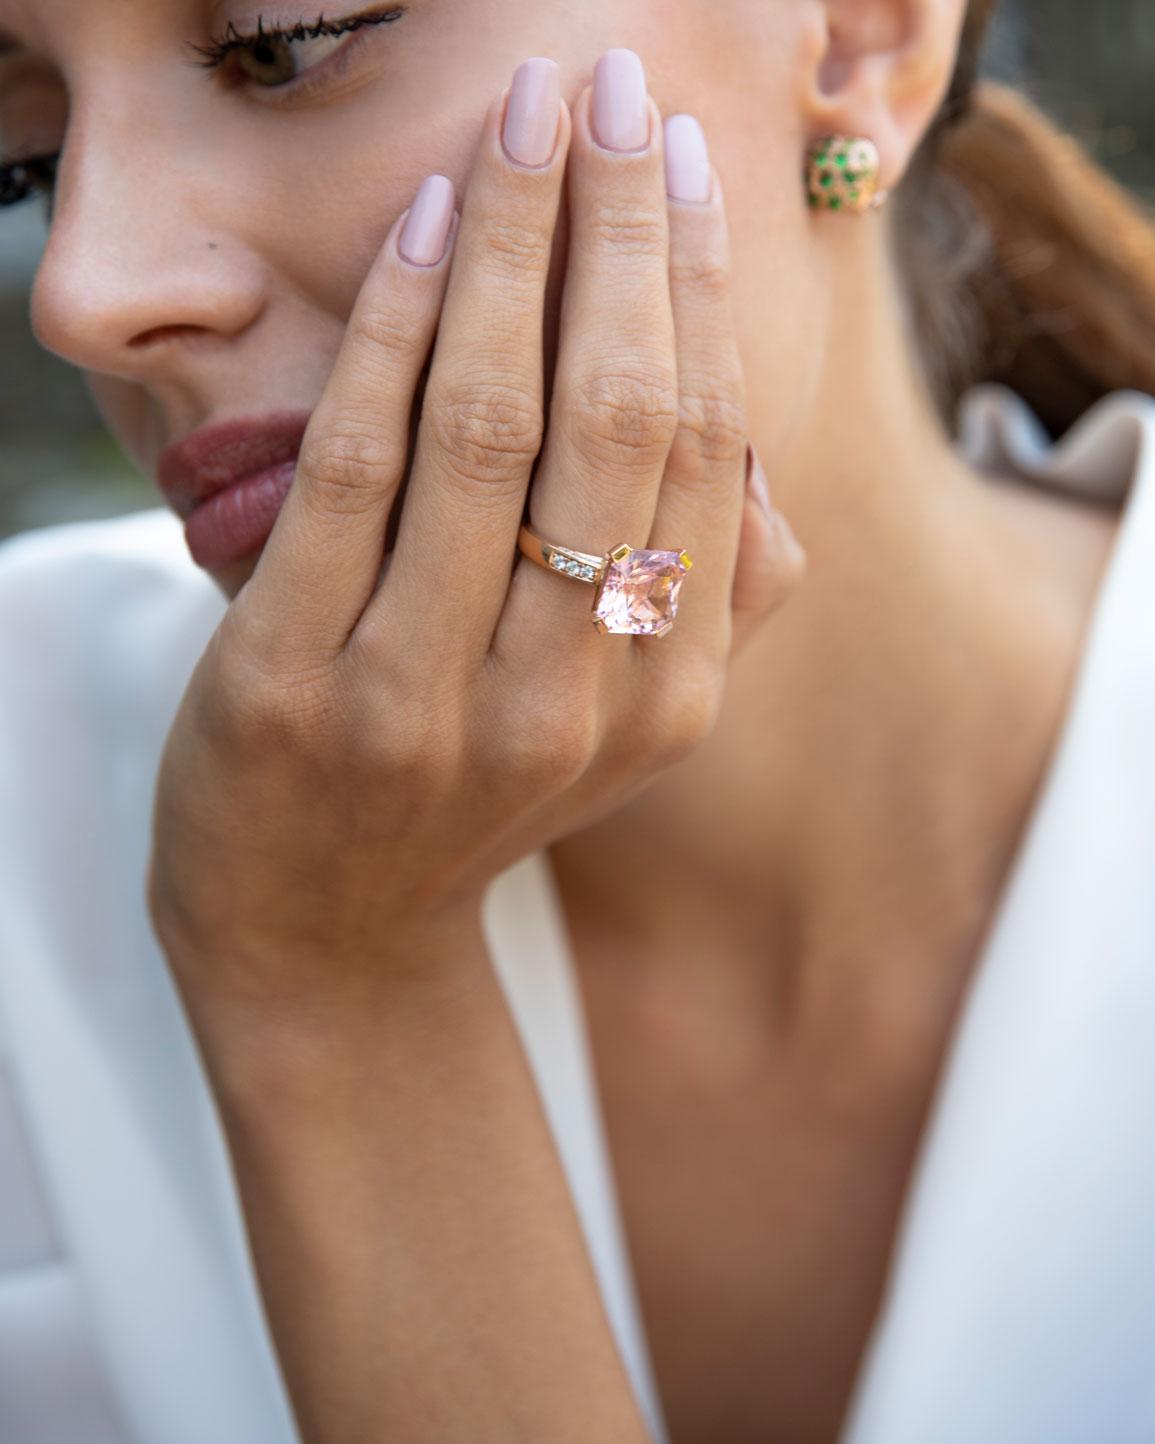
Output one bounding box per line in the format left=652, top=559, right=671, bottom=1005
left=842, top=387, right=1155, bottom=1442
left=0, top=527, right=299, bottom=1444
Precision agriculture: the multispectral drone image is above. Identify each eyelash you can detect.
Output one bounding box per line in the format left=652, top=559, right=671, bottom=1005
left=186, top=6, right=407, bottom=74
left=0, top=6, right=407, bottom=211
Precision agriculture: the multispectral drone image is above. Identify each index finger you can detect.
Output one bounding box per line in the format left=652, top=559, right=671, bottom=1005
left=235, top=178, right=459, bottom=670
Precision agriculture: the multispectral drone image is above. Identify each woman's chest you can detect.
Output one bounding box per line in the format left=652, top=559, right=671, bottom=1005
left=576, top=977, right=956, bottom=1444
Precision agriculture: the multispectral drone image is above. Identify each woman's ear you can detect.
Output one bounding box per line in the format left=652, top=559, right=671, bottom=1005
left=798, top=0, right=968, bottom=190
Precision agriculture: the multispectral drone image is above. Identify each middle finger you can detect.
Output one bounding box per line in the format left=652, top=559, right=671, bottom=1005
left=498, top=49, right=679, bottom=654
left=365, top=59, right=569, bottom=654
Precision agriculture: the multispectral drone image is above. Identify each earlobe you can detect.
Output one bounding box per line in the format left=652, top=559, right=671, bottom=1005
left=799, top=0, right=968, bottom=194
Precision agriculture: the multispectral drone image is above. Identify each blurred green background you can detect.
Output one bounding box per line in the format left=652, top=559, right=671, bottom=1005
left=1, top=0, right=1153, bottom=542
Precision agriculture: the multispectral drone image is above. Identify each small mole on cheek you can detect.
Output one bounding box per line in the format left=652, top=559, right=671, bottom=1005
left=207, top=242, right=218, bottom=249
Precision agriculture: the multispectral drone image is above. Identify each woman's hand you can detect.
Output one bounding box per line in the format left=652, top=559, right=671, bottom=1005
left=142, top=53, right=808, bottom=1444
left=146, top=51, right=805, bottom=998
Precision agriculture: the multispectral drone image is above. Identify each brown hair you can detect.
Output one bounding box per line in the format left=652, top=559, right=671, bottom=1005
left=895, top=0, right=1155, bottom=438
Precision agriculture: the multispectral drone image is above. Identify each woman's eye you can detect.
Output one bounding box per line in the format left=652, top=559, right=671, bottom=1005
left=235, top=28, right=345, bottom=86
left=193, top=8, right=407, bottom=92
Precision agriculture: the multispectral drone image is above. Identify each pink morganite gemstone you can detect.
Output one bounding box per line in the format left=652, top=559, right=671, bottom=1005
left=594, top=548, right=690, bottom=635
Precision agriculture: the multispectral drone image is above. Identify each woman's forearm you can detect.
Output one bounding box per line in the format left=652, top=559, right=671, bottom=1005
left=170, top=917, right=651, bottom=1444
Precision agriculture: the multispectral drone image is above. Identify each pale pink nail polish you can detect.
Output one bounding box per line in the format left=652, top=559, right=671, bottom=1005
left=503, top=57, right=561, bottom=168
left=592, top=48, right=650, bottom=153
left=399, top=174, right=455, bottom=266
left=665, top=114, right=711, bottom=203
left=747, top=445, right=772, bottom=517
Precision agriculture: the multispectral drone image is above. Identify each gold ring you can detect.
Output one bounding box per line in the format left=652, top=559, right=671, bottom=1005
left=517, top=524, right=692, bottom=638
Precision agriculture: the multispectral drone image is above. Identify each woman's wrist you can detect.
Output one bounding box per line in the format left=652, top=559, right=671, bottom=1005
left=169, top=902, right=651, bottom=1444
left=162, top=898, right=494, bottom=1113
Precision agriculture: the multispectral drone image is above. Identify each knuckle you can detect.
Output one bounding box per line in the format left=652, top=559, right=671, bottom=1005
left=484, top=705, right=599, bottom=791
left=670, top=250, right=732, bottom=303
left=649, top=667, right=724, bottom=764
left=586, top=201, right=667, bottom=259
left=427, top=379, right=544, bottom=486
left=303, top=420, right=401, bottom=515
left=599, top=663, right=722, bottom=776
left=207, top=611, right=341, bottom=752
left=338, top=666, right=469, bottom=792
left=478, top=212, right=553, bottom=281
left=236, top=682, right=334, bottom=752
left=216, top=660, right=337, bottom=756
left=349, top=295, right=425, bottom=362
left=670, top=389, right=749, bottom=473
left=569, top=366, right=680, bottom=470
left=544, top=715, right=600, bottom=784
left=362, top=709, right=462, bottom=790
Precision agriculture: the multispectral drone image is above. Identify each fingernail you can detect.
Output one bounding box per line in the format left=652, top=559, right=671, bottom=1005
left=665, top=114, right=711, bottom=203
left=746, top=444, right=772, bottom=518
left=592, top=48, right=650, bottom=153
left=399, top=174, right=456, bottom=266
left=502, top=57, right=561, bottom=168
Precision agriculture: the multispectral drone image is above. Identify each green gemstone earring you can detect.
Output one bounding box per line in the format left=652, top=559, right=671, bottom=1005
left=805, top=136, right=889, bottom=214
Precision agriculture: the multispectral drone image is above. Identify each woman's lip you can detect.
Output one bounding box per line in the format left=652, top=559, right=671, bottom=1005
left=182, top=458, right=298, bottom=570
left=157, top=410, right=312, bottom=518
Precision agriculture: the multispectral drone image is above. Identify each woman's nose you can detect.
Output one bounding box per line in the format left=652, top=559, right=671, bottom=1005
left=28, top=130, right=268, bottom=383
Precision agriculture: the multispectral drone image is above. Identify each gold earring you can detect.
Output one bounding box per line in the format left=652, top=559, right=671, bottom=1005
left=805, top=136, right=889, bottom=213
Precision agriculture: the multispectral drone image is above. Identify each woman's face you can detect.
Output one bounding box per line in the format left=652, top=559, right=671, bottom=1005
left=0, top=0, right=821, bottom=599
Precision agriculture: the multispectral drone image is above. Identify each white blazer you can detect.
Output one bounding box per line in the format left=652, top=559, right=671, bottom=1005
left=1, top=382, right=1154, bottom=1444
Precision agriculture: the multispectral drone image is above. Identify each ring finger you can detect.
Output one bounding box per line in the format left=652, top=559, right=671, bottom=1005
left=364, top=60, right=570, bottom=658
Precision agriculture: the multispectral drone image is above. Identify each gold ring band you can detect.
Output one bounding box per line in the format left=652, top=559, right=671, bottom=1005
left=516, top=524, right=693, bottom=638
left=517, top=525, right=608, bottom=586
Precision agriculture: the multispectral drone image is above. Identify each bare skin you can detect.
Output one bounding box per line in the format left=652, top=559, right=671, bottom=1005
left=0, top=1, right=1123, bottom=1441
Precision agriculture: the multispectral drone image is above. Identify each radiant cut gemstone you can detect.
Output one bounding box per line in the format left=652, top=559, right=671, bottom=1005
left=593, top=547, right=691, bottom=636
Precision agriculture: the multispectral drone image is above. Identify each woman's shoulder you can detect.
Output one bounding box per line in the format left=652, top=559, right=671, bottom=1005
left=0, top=504, right=205, bottom=599
left=0, top=507, right=226, bottom=735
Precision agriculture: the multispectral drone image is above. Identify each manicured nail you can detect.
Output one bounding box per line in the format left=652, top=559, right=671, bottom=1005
left=592, top=48, right=650, bottom=153
left=665, top=114, right=711, bottom=203
left=399, top=174, right=455, bottom=266
left=502, top=57, right=561, bottom=168
left=747, top=444, right=772, bottom=518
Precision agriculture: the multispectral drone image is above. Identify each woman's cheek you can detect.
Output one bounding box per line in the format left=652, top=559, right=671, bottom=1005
left=85, top=373, right=156, bottom=478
